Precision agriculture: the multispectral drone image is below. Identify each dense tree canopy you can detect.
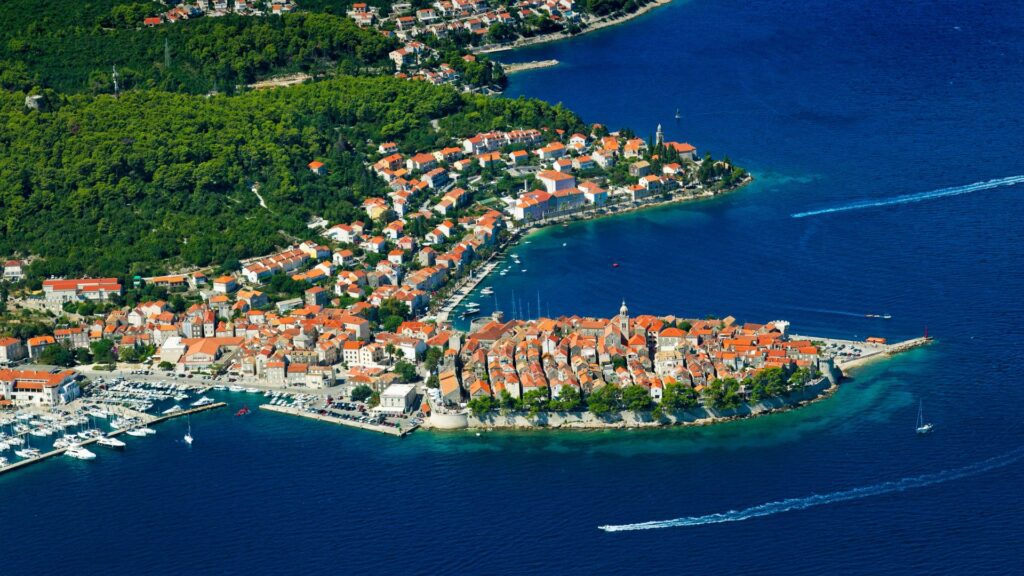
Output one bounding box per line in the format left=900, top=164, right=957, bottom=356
left=0, top=1, right=393, bottom=94
left=0, top=76, right=581, bottom=277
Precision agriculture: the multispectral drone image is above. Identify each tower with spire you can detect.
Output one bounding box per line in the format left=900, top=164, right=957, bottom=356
left=655, top=123, right=664, bottom=146
left=618, top=300, right=629, bottom=336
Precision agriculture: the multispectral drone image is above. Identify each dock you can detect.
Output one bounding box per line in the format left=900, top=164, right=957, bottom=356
left=0, top=402, right=226, bottom=476
left=260, top=403, right=417, bottom=437
left=792, top=334, right=933, bottom=373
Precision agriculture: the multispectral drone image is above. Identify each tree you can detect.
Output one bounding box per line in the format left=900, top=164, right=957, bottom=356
left=351, top=384, right=373, bottom=402
left=521, top=388, right=549, bottom=417
left=38, top=343, right=76, bottom=367
left=621, top=384, right=653, bottom=412
left=703, top=378, right=742, bottom=410
left=393, top=360, right=418, bottom=382
left=158, top=361, right=174, bottom=371
left=660, top=382, right=698, bottom=412
left=468, top=395, right=496, bottom=417
left=552, top=384, right=582, bottom=412
left=89, top=339, right=116, bottom=364
left=426, top=374, right=439, bottom=389
left=424, top=346, right=444, bottom=372
left=587, top=384, right=621, bottom=416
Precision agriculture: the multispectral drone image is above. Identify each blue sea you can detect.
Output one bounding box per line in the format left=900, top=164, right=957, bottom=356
left=6, top=0, right=1024, bottom=573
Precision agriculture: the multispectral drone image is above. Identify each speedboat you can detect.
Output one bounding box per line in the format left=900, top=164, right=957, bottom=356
left=0, top=457, right=8, bottom=467
left=96, top=436, right=126, bottom=448
left=480, top=287, right=494, bottom=295
left=228, top=386, right=245, bottom=393
left=245, top=388, right=259, bottom=394
left=126, top=428, right=148, bottom=437
left=65, top=445, right=97, bottom=460
left=139, top=427, right=156, bottom=435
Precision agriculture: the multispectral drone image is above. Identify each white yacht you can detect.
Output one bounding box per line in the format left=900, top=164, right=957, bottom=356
left=162, top=405, right=183, bottom=415
left=916, top=400, right=934, bottom=434
left=139, top=427, right=156, bottom=435
left=191, top=396, right=215, bottom=407
left=245, top=387, right=259, bottom=394
left=65, top=445, right=97, bottom=460
left=125, top=428, right=148, bottom=437
left=15, top=447, right=41, bottom=459
left=96, top=436, right=126, bottom=448
left=0, top=457, right=8, bottom=467
left=228, top=385, right=245, bottom=392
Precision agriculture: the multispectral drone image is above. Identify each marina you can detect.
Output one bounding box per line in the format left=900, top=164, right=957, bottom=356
left=0, top=401, right=226, bottom=476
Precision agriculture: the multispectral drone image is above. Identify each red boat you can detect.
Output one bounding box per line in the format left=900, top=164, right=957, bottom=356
left=235, top=405, right=250, bottom=417
left=611, top=262, right=620, bottom=268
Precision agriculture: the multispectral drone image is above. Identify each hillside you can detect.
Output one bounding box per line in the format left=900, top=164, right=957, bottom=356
left=0, top=76, right=583, bottom=279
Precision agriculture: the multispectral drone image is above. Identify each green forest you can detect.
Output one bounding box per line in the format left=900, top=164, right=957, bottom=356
left=0, top=1, right=394, bottom=94
left=0, top=76, right=584, bottom=279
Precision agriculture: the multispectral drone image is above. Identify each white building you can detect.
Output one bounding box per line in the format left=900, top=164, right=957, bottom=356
left=0, top=369, right=80, bottom=407
left=378, top=383, right=418, bottom=413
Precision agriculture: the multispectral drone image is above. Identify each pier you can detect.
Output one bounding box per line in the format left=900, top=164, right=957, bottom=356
left=791, top=334, right=933, bottom=373
left=0, top=402, right=226, bottom=476
left=260, top=403, right=417, bottom=437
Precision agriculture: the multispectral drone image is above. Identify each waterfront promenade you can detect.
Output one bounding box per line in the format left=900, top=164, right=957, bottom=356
left=260, top=403, right=418, bottom=437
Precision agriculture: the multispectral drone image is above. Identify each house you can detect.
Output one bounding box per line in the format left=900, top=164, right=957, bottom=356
left=406, top=152, right=437, bottom=172
left=579, top=181, right=607, bottom=205
left=212, top=276, right=238, bottom=294
left=536, top=170, right=576, bottom=193
left=508, top=150, right=529, bottom=165
left=423, top=167, right=449, bottom=189
left=438, top=369, right=462, bottom=404
left=308, top=160, right=326, bottom=175
left=535, top=141, right=566, bottom=160
left=629, top=161, right=651, bottom=177
left=0, top=337, right=26, bottom=364
left=26, top=335, right=55, bottom=359
left=362, top=197, right=390, bottom=220
left=377, top=141, right=399, bottom=155
left=572, top=155, right=596, bottom=171
left=3, top=260, right=24, bottom=282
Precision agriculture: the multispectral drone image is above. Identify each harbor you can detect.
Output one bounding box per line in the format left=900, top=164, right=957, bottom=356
left=0, top=401, right=225, bottom=476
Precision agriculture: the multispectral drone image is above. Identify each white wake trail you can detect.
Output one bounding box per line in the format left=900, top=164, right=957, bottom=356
left=791, top=175, right=1024, bottom=219
left=599, top=447, right=1024, bottom=532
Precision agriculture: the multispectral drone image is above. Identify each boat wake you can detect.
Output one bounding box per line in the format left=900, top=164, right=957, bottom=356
left=599, top=446, right=1024, bottom=532
left=791, top=175, right=1024, bottom=219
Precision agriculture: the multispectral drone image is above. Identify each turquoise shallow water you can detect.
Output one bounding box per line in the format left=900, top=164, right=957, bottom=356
left=6, top=0, right=1024, bottom=574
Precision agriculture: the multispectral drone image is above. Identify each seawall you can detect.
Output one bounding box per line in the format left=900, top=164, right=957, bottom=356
left=432, top=378, right=835, bottom=431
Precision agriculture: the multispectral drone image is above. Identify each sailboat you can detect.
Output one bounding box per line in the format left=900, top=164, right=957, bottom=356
left=184, top=415, right=194, bottom=445
left=674, top=108, right=681, bottom=120
left=916, top=400, right=933, bottom=434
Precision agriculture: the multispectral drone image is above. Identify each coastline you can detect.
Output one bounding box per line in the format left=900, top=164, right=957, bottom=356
left=433, top=176, right=753, bottom=324
left=474, top=0, right=676, bottom=55
left=423, top=377, right=840, bottom=432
